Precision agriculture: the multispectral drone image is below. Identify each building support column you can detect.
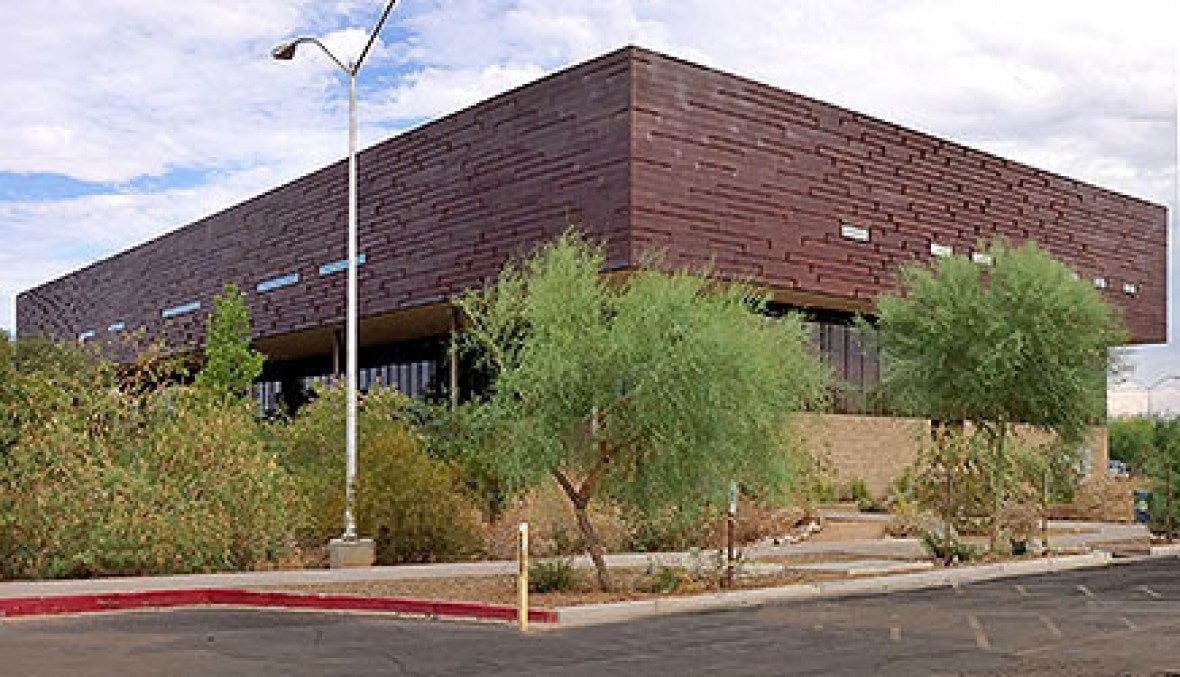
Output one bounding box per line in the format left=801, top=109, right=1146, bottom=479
left=332, top=327, right=343, bottom=382
left=449, top=306, right=460, bottom=410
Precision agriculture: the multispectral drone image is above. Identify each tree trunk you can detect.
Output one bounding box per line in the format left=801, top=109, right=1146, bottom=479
left=575, top=505, right=613, bottom=592
left=989, top=425, right=1007, bottom=556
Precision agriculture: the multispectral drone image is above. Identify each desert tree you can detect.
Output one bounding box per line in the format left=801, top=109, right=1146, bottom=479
left=455, top=231, right=828, bottom=590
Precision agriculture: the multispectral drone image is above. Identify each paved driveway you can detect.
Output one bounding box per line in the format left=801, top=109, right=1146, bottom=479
left=3, top=558, right=1179, bottom=676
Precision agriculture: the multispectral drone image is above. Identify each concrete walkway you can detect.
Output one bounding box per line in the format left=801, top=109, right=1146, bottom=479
left=0, top=520, right=1149, bottom=600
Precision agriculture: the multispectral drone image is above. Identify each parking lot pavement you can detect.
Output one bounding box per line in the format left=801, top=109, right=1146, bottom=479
left=3, top=558, right=1179, bottom=676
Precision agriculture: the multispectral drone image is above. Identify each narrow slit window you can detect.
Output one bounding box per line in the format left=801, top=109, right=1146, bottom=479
left=162, top=301, right=201, bottom=319
left=319, top=253, right=367, bottom=277
left=839, top=223, right=870, bottom=243
left=257, top=273, right=300, bottom=293
left=108, top=322, right=126, bottom=332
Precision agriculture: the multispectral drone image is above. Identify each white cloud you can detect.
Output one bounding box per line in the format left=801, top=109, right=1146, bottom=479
left=0, top=0, right=367, bottom=183
left=0, top=165, right=296, bottom=330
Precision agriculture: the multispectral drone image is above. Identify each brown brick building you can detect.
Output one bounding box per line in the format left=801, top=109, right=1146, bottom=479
left=16, top=46, right=1168, bottom=416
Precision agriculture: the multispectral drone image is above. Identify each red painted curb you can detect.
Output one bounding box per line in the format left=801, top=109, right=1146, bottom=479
left=0, top=588, right=558, bottom=624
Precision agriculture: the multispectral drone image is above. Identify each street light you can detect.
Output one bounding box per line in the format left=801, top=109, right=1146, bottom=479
left=273, top=1, right=398, bottom=563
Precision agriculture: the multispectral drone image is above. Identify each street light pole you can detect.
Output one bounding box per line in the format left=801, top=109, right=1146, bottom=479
left=273, top=1, right=398, bottom=556
left=344, top=66, right=359, bottom=540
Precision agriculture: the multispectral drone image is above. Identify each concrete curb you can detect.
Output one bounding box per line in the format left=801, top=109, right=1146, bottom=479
left=554, top=552, right=1114, bottom=627
left=0, top=588, right=558, bottom=624
left=0, top=551, right=1137, bottom=627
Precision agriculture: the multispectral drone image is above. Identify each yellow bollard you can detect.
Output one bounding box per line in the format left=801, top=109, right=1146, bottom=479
left=518, top=522, right=529, bottom=632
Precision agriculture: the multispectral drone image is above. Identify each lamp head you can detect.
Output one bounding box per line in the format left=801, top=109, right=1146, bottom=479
left=271, top=42, right=299, bottom=60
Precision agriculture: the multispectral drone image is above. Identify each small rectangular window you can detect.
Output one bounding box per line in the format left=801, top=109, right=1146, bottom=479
left=162, top=301, right=201, bottom=319
left=971, top=252, right=993, bottom=266
left=78, top=330, right=95, bottom=341
left=1123, top=282, right=1138, bottom=295
left=930, top=243, right=953, bottom=258
left=319, top=253, right=367, bottom=277
left=839, top=223, right=870, bottom=243
left=257, top=273, right=300, bottom=293
left=1093, top=277, right=1107, bottom=290
left=108, top=322, right=126, bottom=332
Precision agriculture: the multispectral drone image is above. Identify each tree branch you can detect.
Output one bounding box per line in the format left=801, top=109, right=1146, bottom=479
left=578, top=455, right=610, bottom=506
left=553, top=469, right=581, bottom=507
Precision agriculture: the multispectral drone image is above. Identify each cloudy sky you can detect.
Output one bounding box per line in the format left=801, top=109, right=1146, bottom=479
left=0, top=0, right=1176, bottom=402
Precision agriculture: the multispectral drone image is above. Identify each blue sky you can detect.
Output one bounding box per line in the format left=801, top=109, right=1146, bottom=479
left=0, top=0, right=1175, bottom=407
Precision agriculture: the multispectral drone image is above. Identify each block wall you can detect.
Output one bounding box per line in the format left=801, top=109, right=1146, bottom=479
left=803, top=413, right=1110, bottom=500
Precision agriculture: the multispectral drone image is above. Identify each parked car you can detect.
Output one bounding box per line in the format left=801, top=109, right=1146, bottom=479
left=1108, top=459, right=1131, bottom=478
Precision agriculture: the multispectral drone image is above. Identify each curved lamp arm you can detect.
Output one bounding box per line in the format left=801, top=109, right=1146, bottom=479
left=271, top=37, right=350, bottom=73
left=272, top=0, right=396, bottom=75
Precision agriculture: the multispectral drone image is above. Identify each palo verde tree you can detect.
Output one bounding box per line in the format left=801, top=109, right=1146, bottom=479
left=195, top=284, right=266, bottom=400
left=456, top=231, right=828, bottom=590
left=874, top=238, right=1126, bottom=550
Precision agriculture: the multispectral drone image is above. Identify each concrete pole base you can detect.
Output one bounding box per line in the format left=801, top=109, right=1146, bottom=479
left=329, top=538, right=376, bottom=568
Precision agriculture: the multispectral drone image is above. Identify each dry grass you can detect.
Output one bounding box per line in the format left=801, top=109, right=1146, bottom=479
left=1051, top=474, right=1143, bottom=522
left=253, top=566, right=857, bottom=608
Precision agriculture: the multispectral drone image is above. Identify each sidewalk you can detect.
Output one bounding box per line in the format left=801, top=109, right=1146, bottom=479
left=0, top=538, right=928, bottom=601
left=0, top=519, right=1149, bottom=600
left=0, top=520, right=1158, bottom=626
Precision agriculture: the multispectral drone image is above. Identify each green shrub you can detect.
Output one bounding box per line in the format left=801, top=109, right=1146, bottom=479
left=529, top=557, right=578, bottom=593
left=639, top=560, right=689, bottom=593
left=846, top=475, right=884, bottom=512
left=920, top=525, right=982, bottom=563
left=885, top=496, right=941, bottom=538
left=359, top=430, right=484, bottom=564
left=0, top=387, right=297, bottom=579
left=847, top=476, right=871, bottom=503
left=280, top=385, right=484, bottom=564
left=626, top=504, right=718, bottom=552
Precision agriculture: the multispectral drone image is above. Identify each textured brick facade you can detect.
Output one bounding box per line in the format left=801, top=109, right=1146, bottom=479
left=630, top=50, right=1166, bottom=342
left=16, top=46, right=1166, bottom=348
left=16, top=50, right=633, bottom=350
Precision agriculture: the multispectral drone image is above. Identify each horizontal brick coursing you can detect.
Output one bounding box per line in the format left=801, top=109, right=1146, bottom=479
left=16, top=47, right=1166, bottom=349
left=16, top=50, right=634, bottom=351
left=630, top=50, right=1166, bottom=343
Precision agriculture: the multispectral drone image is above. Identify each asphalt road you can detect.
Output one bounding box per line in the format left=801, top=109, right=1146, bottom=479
left=4, top=558, right=1180, bottom=676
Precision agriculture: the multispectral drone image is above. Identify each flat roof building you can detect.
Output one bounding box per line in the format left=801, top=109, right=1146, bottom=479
left=16, top=46, right=1168, bottom=416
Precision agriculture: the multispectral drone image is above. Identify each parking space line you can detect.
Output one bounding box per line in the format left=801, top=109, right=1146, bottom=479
left=1014, top=584, right=1028, bottom=597
left=1121, top=616, right=1138, bottom=631
left=1076, top=585, right=1095, bottom=600
left=953, top=583, right=964, bottom=596
left=1137, top=585, right=1162, bottom=599
left=1038, top=614, right=1063, bottom=638
left=1016, top=618, right=1180, bottom=658
left=967, top=614, right=991, bottom=651
left=890, top=626, right=901, bottom=642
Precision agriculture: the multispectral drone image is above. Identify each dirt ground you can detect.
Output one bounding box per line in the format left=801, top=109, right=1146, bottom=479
left=254, top=565, right=858, bottom=608
left=255, top=522, right=917, bottom=608
left=805, top=520, right=887, bottom=542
